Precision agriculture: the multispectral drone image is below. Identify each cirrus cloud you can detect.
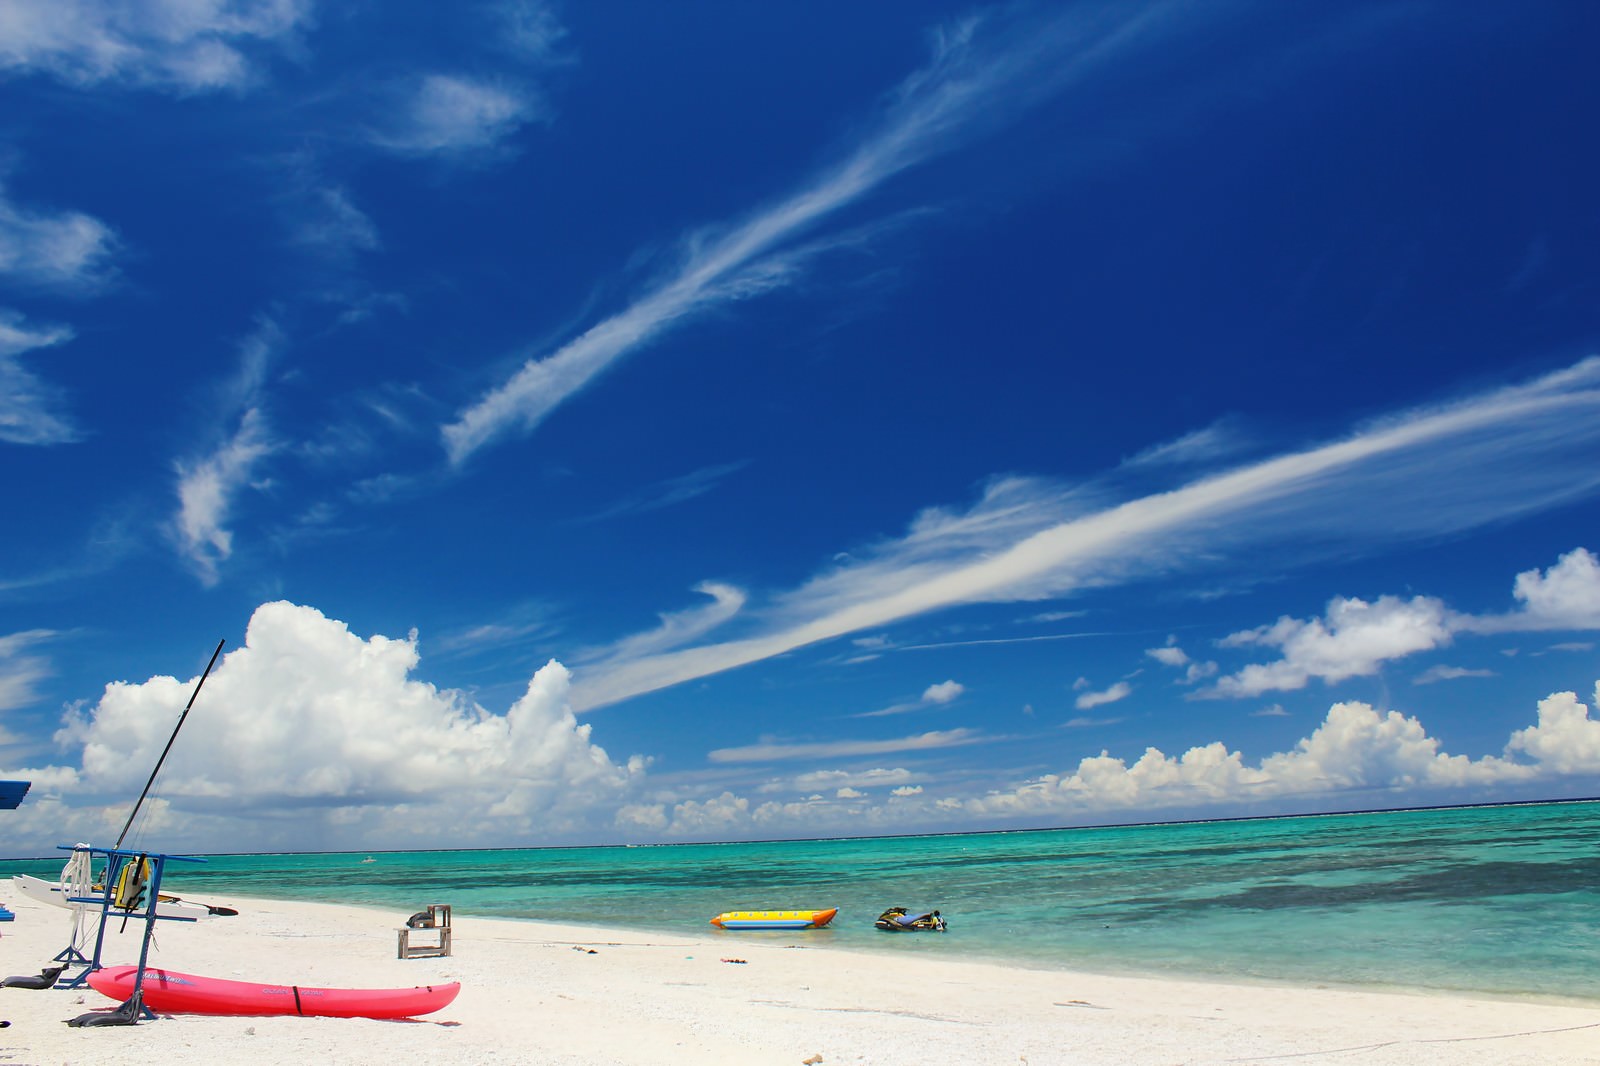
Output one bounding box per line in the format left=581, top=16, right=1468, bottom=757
left=0, top=0, right=311, bottom=92
left=372, top=74, right=541, bottom=157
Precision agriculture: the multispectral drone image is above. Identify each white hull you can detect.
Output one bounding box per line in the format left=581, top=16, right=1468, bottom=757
left=11, top=873, right=216, bottom=921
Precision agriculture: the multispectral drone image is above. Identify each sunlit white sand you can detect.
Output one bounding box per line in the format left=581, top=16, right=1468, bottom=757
left=1, top=891, right=1596, bottom=1065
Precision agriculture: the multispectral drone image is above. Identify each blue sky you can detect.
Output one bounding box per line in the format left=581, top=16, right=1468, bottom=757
left=3, top=1, right=1599, bottom=854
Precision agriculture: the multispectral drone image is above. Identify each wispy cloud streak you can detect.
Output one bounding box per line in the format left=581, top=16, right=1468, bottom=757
left=0, top=310, right=78, bottom=444
left=440, top=5, right=1179, bottom=465
left=171, top=318, right=282, bottom=584
left=708, top=728, right=983, bottom=764
left=0, top=0, right=310, bottom=91
left=0, top=183, right=117, bottom=291
left=0, top=628, right=55, bottom=713
left=570, top=358, right=1600, bottom=710
left=372, top=74, right=540, bottom=157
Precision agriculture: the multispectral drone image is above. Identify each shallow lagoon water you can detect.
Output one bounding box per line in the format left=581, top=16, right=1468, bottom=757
left=7, top=800, right=1597, bottom=1000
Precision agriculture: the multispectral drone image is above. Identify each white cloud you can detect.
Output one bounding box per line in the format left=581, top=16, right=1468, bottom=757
left=569, top=360, right=1600, bottom=712
left=613, top=802, right=668, bottom=833
left=19, top=601, right=640, bottom=852
left=774, top=767, right=917, bottom=794
left=1146, top=642, right=1188, bottom=667
left=0, top=0, right=310, bottom=91
left=1075, top=681, right=1132, bottom=710
left=1253, top=701, right=1522, bottom=792
left=440, top=8, right=1175, bottom=464
left=0, top=628, right=56, bottom=714
left=1204, top=547, right=1600, bottom=699
left=9, top=600, right=1598, bottom=849
left=707, top=728, right=983, bottom=764
left=0, top=183, right=118, bottom=291
left=1147, top=639, right=1218, bottom=681
left=1205, top=595, right=1456, bottom=698
left=657, top=791, right=751, bottom=837
left=578, top=582, right=746, bottom=664
left=1064, top=714, right=1123, bottom=729
left=1123, top=419, right=1248, bottom=468
left=642, top=682, right=1600, bottom=838
left=1492, top=548, right=1600, bottom=631
left=374, top=75, right=539, bottom=156
left=1506, top=685, right=1600, bottom=775
left=1414, top=664, right=1495, bottom=685
left=965, top=695, right=1558, bottom=821
left=577, top=462, right=750, bottom=524
left=171, top=318, right=282, bottom=583
left=852, top=678, right=965, bottom=718
left=173, top=407, right=274, bottom=582
left=492, top=0, right=568, bottom=61
left=287, top=184, right=380, bottom=259
left=0, top=309, right=78, bottom=444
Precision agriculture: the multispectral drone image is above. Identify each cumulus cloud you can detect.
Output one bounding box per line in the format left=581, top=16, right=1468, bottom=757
left=8, top=599, right=1600, bottom=849
left=636, top=681, right=1600, bottom=838
left=1506, top=686, right=1600, bottom=774
left=1205, top=595, right=1456, bottom=698
left=963, top=693, right=1576, bottom=821
left=0, top=183, right=118, bottom=291
left=0, top=310, right=79, bottom=444
left=1203, top=548, right=1600, bottom=698
left=1487, top=548, right=1600, bottom=631
left=1146, top=640, right=1188, bottom=667
left=21, top=601, right=641, bottom=852
left=652, top=791, right=751, bottom=837
left=762, top=767, right=917, bottom=794
left=0, top=0, right=310, bottom=91
left=373, top=74, right=540, bottom=156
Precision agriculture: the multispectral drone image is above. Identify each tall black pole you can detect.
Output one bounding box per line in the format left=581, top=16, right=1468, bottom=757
left=114, top=638, right=225, bottom=850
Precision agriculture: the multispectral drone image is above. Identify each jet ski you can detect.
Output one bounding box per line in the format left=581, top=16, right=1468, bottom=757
left=874, top=906, right=947, bottom=932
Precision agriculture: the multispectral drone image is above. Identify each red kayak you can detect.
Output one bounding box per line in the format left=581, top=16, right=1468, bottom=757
left=87, top=965, right=459, bottom=1019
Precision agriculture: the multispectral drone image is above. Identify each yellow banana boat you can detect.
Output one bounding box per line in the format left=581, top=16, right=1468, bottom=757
left=709, top=907, right=837, bottom=930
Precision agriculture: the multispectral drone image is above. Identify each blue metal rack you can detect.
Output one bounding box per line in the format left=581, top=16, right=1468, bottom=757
left=54, top=843, right=206, bottom=1021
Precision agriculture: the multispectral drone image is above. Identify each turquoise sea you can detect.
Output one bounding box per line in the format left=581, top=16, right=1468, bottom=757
left=6, top=800, right=1599, bottom=1002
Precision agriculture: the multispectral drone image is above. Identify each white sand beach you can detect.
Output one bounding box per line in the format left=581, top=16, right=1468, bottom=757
left=1, top=890, right=1597, bottom=1065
